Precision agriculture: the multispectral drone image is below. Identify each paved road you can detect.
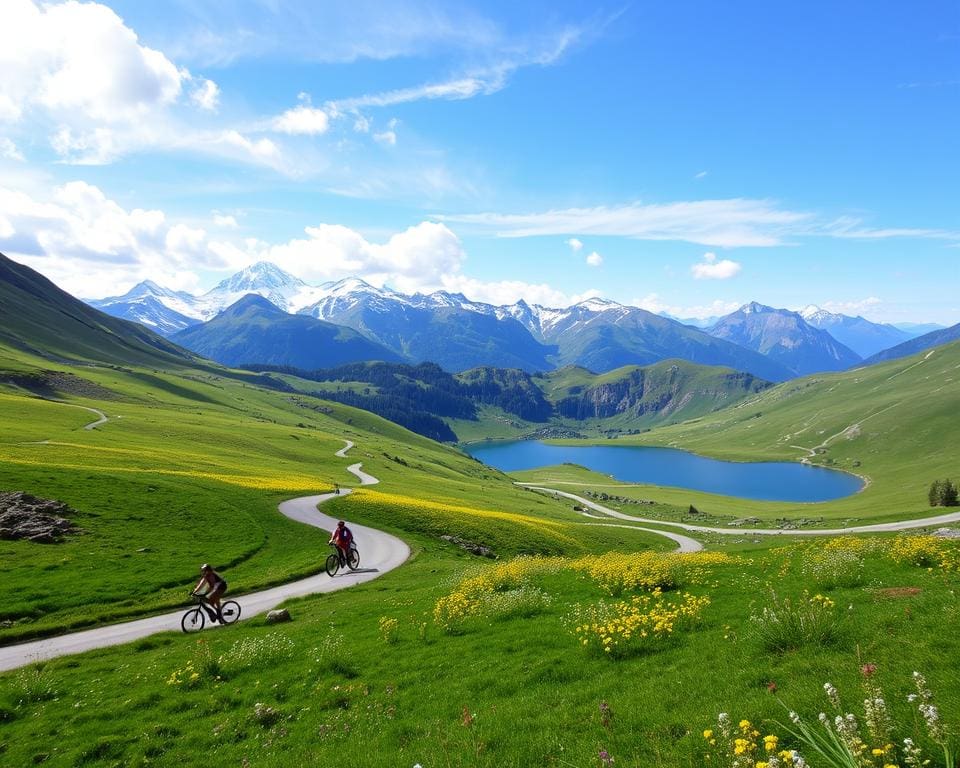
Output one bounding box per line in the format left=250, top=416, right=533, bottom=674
left=523, top=485, right=960, bottom=539
left=0, top=450, right=407, bottom=672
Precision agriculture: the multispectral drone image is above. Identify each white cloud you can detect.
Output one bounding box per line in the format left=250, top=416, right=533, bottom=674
left=190, top=79, right=220, bottom=112
left=0, top=0, right=185, bottom=124
left=0, top=138, right=24, bottom=161
left=353, top=115, right=371, bottom=133
left=586, top=251, right=602, bottom=267
left=212, top=213, right=238, bottom=228
left=441, top=275, right=601, bottom=308
left=265, top=221, right=466, bottom=291
left=326, top=24, right=581, bottom=114
left=0, top=180, right=238, bottom=297
left=691, top=251, right=741, bottom=280
left=271, top=105, right=330, bottom=135
left=815, top=297, right=883, bottom=316
left=694, top=170, right=708, bottom=179
left=438, top=198, right=811, bottom=248
left=821, top=216, right=960, bottom=242
left=566, top=237, right=583, bottom=252
left=632, top=293, right=741, bottom=321
left=373, top=130, right=397, bottom=146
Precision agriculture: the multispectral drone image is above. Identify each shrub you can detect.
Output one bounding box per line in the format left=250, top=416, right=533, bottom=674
left=749, top=592, right=843, bottom=653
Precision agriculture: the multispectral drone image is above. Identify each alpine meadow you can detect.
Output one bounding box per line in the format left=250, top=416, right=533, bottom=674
left=1, top=3, right=959, bottom=768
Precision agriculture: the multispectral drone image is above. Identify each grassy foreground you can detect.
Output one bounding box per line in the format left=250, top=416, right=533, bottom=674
left=2, top=331, right=960, bottom=765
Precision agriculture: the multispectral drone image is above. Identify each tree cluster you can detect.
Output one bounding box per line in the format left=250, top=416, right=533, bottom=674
left=928, top=478, right=959, bottom=507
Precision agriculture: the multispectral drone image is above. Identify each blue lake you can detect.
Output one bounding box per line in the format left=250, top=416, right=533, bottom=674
left=463, top=441, right=863, bottom=503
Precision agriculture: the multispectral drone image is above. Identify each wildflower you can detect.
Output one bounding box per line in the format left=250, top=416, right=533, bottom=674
left=703, top=729, right=714, bottom=740
left=861, top=663, right=877, bottom=677
left=599, top=748, right=615, bottom=766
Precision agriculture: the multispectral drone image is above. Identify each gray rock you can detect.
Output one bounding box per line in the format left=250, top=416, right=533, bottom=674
left=439, top=534, right=497, bottom=559
left=266, top=609, right=291, bottom=623
left=0, top=491, right=80, bottom=543
left=933, top=527, right=960, bottom=539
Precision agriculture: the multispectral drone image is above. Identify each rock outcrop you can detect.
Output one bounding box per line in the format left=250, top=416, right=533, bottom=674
left=0, top=491, right=80, bottom=543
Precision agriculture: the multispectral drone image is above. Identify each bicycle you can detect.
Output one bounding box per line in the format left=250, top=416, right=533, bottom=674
left=181, top=592, right=241, bottom=633
left=325, top=542, right=360, bottom=577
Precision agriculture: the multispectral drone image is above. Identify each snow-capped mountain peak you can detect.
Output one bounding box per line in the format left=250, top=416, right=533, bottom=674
left=211, top=261, right=305, bottom=293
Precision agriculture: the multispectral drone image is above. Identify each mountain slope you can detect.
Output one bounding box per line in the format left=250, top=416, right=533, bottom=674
left=800, top=305, right=911, bottom=358
left=708, top=302, right=861, bottom=375
left=531, top=300, right=794, bottom=381
left=860, top=321, right=960, bottom=365
left=171, top=294, right=402, bottom=369
left=0, top=252, right=197, bottom=367
left=303, top=281, right=555, bottom=372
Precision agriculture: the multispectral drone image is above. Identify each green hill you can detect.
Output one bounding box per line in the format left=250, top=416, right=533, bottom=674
left=172, top=294, right=402, bottom=368
left=3, top=253, right=960, bottom=768
left=0, top=252, right=196, bottom=368
left=592, top=339, right=960, bottom=520
left=453, top=360, right=772, bottom=442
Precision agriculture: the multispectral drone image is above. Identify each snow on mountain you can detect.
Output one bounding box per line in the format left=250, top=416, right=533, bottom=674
left=799, top=304, right=912, bottom=358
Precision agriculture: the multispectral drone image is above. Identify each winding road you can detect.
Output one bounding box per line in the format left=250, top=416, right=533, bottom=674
left=522, top=484, right=960, bottom=539
left=0, top=441, right=408, bottom=673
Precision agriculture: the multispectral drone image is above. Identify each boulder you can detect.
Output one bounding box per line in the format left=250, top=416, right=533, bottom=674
left=0, top=491, right=79, bottom=543
left=266, top=609, right=292, bottom=623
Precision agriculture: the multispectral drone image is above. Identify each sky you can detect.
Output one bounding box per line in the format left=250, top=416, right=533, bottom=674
left=0, top=0, right=958, bottom=324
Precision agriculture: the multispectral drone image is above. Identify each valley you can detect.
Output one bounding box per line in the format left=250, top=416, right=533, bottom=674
left=1, top=252, right=959, bottom=767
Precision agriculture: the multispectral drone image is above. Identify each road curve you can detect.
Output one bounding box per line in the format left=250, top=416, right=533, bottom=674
left=523, top=485, right=960, bottom=538
left=0, top=462, right=408, bottom=672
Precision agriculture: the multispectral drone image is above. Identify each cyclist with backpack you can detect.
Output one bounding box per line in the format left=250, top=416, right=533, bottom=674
left=192, top=564, right=228, bottom=622
left=329, top=520, right=354, bottom=566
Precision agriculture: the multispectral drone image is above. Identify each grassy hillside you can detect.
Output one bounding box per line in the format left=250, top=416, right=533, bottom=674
left=452, top=360, right=772, bottom=443
left=2, top=257, right=960, bottom=767
left=0, top=253, right=196, bottom=368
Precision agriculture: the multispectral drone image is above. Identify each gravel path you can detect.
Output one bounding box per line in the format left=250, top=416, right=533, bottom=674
left=0, top=449, right=407, bottom=672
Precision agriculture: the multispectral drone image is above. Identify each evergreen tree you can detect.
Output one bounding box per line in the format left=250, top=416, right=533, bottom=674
left=929, top=479, right=945, bottom=506
left=943, top=479, right=959, bottom=507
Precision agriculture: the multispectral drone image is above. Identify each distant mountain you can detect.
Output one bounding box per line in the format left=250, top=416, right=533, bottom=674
left=516, top=298, right=794, bottom=382
left=707, top=302, right=861, bottom=376
left=301, top=278, right=556, bottom=373
left=860, top=322, right=960, bottom=366
left=799, top=305, right=911, bottom=358
left=89, top=282, right=201, bottom=335
left=90, top=262, right=327, bottom=334
left=0, top=253, right=196, bottom=367
left=658, top=312, right=720, bottom=328
left=893, top=322, right=947, bottom=337
left=171, top=294, right=401, bottom=369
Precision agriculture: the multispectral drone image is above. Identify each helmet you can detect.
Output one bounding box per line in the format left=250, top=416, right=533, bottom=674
left=337, top=520, right=345, bottom=527
left=200, top=563, right=211, bottom=571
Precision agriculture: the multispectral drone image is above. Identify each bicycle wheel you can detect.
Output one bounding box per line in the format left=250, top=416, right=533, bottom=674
left=181, top=607, right=205, bottom=633
left=325, top=552, right=340, bottom=577
left=219, top=600, right=241, bottom=625
left=347, top=547, right=360, bottom=570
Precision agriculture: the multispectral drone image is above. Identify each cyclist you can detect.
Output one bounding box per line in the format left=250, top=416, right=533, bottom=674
left=329, top=520, right=354, bottom=566
left=192, top=564, right=228, bottom=622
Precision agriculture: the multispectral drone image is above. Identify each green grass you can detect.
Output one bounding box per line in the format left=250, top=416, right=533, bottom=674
left=0, top=343, right=670, bottom=643
left=2, top=318, right=960, bottom=765
left=1, top=530, right=958, bottom=767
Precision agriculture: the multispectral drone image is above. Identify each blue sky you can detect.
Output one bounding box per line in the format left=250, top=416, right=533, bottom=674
left=0, top=0, right=957, bottom=323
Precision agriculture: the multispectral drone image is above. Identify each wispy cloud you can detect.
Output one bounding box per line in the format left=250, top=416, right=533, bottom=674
left=326, top=25, right=582, bottom=114
left=438, top=199, right=811, bottom=248
left=821, top=216, right=960, bottom=242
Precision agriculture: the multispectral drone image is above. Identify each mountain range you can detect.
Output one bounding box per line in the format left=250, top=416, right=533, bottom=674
left=87, top=260, right=940, bottom=381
